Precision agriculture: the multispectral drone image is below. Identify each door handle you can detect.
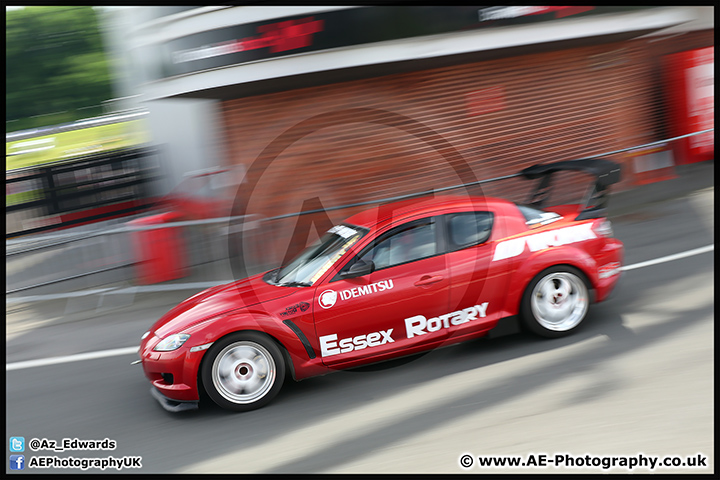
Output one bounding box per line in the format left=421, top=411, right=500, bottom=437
left=414, top=275, right=444, bottom=287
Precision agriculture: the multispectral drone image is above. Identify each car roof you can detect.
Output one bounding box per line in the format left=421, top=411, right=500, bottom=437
left=343, top=195, right=515, bottom=229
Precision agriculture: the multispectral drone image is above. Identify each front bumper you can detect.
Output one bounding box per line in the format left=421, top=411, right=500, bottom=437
left=139, top=335, right=207, bottom=402
left=150, top=387, right=198, bottom=413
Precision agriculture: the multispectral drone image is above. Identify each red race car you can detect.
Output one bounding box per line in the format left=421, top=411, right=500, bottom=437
left=137, top=159, right=623, bottom=412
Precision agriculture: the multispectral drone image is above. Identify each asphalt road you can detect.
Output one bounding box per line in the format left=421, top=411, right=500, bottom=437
left=6, top=187, right=714, bottom=474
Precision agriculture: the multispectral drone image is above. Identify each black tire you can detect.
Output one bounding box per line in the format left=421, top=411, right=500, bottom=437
left=201, top=331, right=285, bottom=412
left=520, top=265, right=590, bottom=338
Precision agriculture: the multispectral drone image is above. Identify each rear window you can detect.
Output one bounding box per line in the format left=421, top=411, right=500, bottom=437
left=516, top=204, right=562, bottom=227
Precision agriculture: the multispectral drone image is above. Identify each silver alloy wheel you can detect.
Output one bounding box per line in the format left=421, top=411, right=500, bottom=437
left=530, top=271, right=589, bottom=332
left=212, top=341, right=276, bottom=405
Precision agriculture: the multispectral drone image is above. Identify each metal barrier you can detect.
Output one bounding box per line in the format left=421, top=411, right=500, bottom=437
left=251, top=128, right=714, bottom=220
left=6, top=146, right=162, bottom=239
left=5, top=129, right=713, bottom=298
left=5, top=214, right=264, bottom=296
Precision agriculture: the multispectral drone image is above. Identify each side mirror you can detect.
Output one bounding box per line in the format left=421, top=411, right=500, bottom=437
left=341, top=260, right=374, bottom=278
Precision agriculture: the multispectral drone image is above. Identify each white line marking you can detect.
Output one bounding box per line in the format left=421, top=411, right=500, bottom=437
left=6, top=346, right=138, bottom=371
left=6, top=281, right=231, bottom=304
left=621, top=245, right=714, bottom=271
left=6, top=245, right=714, bottom=371
left=6, top=288, right=117, bottom=302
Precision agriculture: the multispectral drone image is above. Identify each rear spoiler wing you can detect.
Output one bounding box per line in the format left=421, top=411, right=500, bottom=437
left=519, top=158, right=621, bottom=220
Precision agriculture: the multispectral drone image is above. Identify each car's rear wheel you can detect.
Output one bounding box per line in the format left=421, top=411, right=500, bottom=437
left=520, top=266, right=590, bottom=338
left=201, top=332, right=285, bottom=412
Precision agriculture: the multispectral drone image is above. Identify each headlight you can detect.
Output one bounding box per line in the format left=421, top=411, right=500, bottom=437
left=153, top=334, right=191, bottom=351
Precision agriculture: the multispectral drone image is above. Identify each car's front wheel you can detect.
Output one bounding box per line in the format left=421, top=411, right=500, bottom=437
left=520, top=266, right=590, bottom=338
left=201, top=332, right=285, bottom=412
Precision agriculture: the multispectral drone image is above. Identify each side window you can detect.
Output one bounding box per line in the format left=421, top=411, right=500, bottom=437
left=357, top=220, right=437, bottom=271
left=447, top=212, right=493, bottom=249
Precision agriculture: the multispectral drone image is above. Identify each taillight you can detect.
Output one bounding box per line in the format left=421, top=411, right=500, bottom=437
left=593, top=219, right=614, bottom=238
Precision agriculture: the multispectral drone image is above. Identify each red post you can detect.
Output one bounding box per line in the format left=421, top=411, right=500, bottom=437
left=129, top=211, right=186, bottom=284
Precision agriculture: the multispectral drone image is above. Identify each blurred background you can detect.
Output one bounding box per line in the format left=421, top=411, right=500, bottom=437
left=5, top=6, right=714, bottom=297
left=4, top=5, right=714, bottom=298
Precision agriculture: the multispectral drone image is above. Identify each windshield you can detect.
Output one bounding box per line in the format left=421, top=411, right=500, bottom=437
left=269, top=224, right=365, bottom=287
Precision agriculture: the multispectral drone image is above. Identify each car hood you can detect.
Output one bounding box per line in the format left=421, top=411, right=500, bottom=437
left=151, top=272, right=296, bottom=338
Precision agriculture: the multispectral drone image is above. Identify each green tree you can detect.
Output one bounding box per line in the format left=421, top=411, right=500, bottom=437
left=6, top=6, right=113, bottom=132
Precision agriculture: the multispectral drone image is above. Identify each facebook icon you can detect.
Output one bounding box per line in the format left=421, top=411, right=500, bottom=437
left=10, top=455, right=25, bottom=470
